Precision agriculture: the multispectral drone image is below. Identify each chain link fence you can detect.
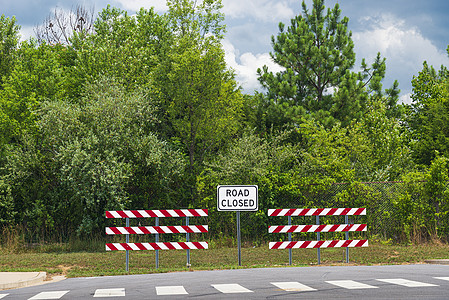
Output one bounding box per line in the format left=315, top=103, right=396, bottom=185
left=205, top=181, right=443, bottom=245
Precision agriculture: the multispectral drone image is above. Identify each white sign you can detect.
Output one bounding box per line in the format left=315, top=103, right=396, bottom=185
left=217, top=185, right=258, bottom=211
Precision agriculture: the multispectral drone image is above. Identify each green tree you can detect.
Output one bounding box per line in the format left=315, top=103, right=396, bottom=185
left=154, top=0, right=244, bottom=204
left=0, top=14, right=20, bottom=87
left=0, top=41, right=68, bottom=154
left=69, top=6, right=171, bottom=99
left=256, top=0, right=400, bottom=130
left=406, top=61, right=449, bottom=166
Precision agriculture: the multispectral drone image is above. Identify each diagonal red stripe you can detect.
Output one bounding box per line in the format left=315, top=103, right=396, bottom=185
left=327, top=208, right=338, bottom=215
left=302, top=225, right=313, bottom=232
left=125, top=227, right=137, bottom=234
left=354, top=208, right=366, bottom=215
left=341, top=208, right=351, bottom=215
left=285, top=209, right=295, bottom=216
left=197, top=225, right=208, bottom=233
left=144, top=210, right=156, bottom=217
left=106, top=243, right=117, bottom=251
left=314, top=240, right=325, bottom=248
left=105, top=211, right=114, bottom=218
left=298, top=209, right=308, bottom=216
left=328, top=240, right=339, bottom=248
left=355, top=240, right=368, bottom=247
left=178, top=242, right=190, bottom=250
left=140, top=227, right=151, bottom=234
left=117, top=211, right=128, bottom=218
left=314, top=208, right=324, bottom=216
left=175, top=210, right=187, bottom=217
left=168, top=226, right=181, bottom=234
left=270, top=209, right=282, bottom=216
left=341, top=239, right=352, bottom=247
left=160, top=210, right=172, bottom=217
left=131, top=210, right=144, bottom=218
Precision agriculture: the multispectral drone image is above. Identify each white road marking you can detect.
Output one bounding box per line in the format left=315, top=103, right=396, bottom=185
left=271, top=281, right=317, bottom=292
left=28, top=291, right=69, bottom=300
left=377, top=279, right=438, bottom=287
left=0, top=295, right=9, bottom=299
left=93, top=288, right=125, bottom=297
left=212, top=283, right=253, bottom=293
left=155, top=286, right=188, bottom=296
left=326, top=280, right=378, bottom=289
left=434, top=277, right=449, bottom=281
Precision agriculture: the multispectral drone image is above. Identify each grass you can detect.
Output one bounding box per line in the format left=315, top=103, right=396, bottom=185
left=1, top=242, right=449, bottom=278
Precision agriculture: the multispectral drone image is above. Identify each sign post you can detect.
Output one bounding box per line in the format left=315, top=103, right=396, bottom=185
left=217, top=185, right=258, bottom=266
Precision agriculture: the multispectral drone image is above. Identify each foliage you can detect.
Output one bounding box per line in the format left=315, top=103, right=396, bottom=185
left=0, top=14, right=20, bottom=87
left=1, top=78, right=185, bottom=236
left=406, top=61, right=449, bottom=166
left=256, top=0, right=401, bottom=130
left=154, top=0, right=243, bottom=203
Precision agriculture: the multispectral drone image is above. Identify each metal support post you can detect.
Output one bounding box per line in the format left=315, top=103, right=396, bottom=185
left=345, top=215, right=349, bottom=263
left=126, top=217, right=129, bottom=272
left=316, top=215, right=321, bottom=265
left=186, top=216, right=190, bottom=267
left=237, top=211, right=241, bottom=266
left=155, top=217, right=159, bottom=269
left=288, top=215, right=292, bottom=266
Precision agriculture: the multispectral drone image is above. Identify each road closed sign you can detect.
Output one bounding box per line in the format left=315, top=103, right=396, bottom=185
left=217, top=185, right=258, bottom=211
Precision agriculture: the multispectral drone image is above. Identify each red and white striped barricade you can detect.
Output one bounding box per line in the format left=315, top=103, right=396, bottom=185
left=105, top=209, right=208, bottom=271
left=268, top=208, right=367, bottom=264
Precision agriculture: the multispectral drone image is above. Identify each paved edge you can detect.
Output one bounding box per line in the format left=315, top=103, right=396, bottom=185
left=425, top=259, right=449, bottom=265
left=0, top=272, right=46, bottom=290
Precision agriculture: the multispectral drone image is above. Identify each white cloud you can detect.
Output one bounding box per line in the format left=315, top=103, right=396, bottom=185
left=223, top=39, right=284, bottom=93
left=114, top=0, right=168, bottom=12
left=19, top=25, right=35, bottom=42
left=399, top=93, right=412, bottom=105
left=353, top=14, right=449, bottom=97
left=222, top=0, right=295, bottom=22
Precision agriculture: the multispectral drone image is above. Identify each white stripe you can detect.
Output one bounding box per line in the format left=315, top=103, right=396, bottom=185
left=304, top=209, right=315, bottom=216
left=435, top=277, right=449, bottom=281
left=198, top=209, right=208, bottom=216
left=121, top=210, right=133, bottom=217
left=173, top=243, right=183, bottom=250
left=0, top=295, right=9, bottom=299
left=334, top=208, right=344, bottom=215
left=156, top=286, right=188, bottom=295
left=137, top=211, right=150, bottom=218
left=166, top=210, right=176, bottom=217
left=348, top=208, right=357, bottom=215
left=154, top=211, right=165, bottom=217
left=268, top=209, right=275, bottom=216
left=158, top=243, right=169, bottom=250
left=93, top=288, right=125, bottom=297
left=271, top=282, right=316, bottom=292
left=133, top=227, right=144, bottom=234
left=130, top=244, right=140, bottom=251
left=377, top=279, right=438, bottom=287
left=28, top=291, right=70, bottom=299
left=322, top=208, right=333, bottom=215
left=326, top=280, right=378, bottom=289
left=212, top=284, right=253, bottom=293
left=183, top=210, right=195, bottom=217
left=109, top=211, right=121, bottom=218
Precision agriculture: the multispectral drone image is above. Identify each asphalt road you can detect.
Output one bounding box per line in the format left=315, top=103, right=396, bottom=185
left=2, top=264, right=449, bottom=299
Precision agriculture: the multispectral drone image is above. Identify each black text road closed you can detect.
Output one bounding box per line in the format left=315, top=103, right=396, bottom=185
left=217, top=185, right=258, bottom=211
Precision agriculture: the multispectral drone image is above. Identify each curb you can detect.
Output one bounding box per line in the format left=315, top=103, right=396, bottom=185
left=0, top=272, right=46, bottom=290
left=425, top=259, right=449, bottom=265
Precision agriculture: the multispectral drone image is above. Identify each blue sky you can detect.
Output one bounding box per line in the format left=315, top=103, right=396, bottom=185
left=2, top=0, right=449, bottom=103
